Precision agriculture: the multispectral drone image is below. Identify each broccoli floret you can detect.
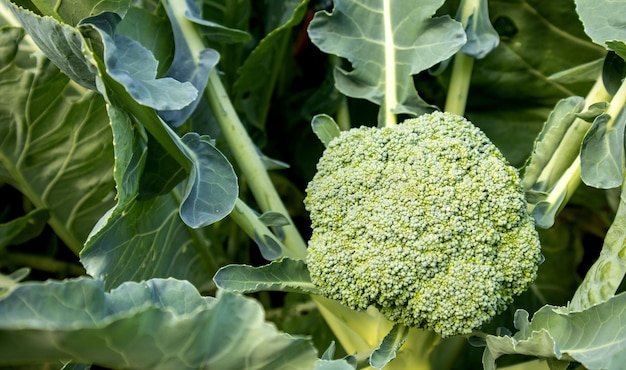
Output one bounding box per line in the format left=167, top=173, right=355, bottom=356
left=304, top=111, right=542, bottom=337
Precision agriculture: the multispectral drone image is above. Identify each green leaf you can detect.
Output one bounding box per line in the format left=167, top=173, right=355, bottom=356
left=0, top=26, right=115, bottom=253
left=5, top=1, right=98, bottom=89
left=214, top=258, right=321, bottom=295
left=308, top=0, right=465, bottom=125
left=0, top=277, right=319, bottom=370
left=548, top=58, right=604, bottom=84
left=0, top=208, right=49, bottom=250
left=159, top=0, right=221, bottom=127
left=602, top=49, right=626, bottom=95
left=522, top=96, right=585, bottom=192
left=483, top=293, right=626, bottom=370
left=580, top=111, right=626, bottom=189
left=574, top=0, right=626, bottom=47
left=179, top=132, right=239, bottom=227
left=259, top=211, right=291, bottom=227
left=80, top=106, right=231, bottom=289
left=14, top=0, right=131, bottom=26
left=233, top=0, right=308, bottom=130
left=607, top=40, right=626, bottom=62
left=182, top=0, right=251, bottom=44
left=458, top=0, right=499, bottom=59
left=369, top=324, right=409, bottom=369
left=80, top=12, right=198, bottom=111
left=311, top=114, right=341, bottom=147
left=569, top=179, right=626, bottom=311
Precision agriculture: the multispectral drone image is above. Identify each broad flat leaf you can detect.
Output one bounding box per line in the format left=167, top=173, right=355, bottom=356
left=80, top=12, right=197, bottom=111
left=80, top=13, right=238, bottom=229
left=581, top=112, right=626, bottom=189
left=0, top=278, right=319, bottom=370
left=181, top=0, right=251, bottom=44
left=483, top=293, right=626, bottom=370
left=179, top=132, right=238, bottom=227
left=0, top=209, right=49, bottom=250
left=607, top=40, right=626, bottom=62
left=5, top=1, right=98, bottom=89
left=575, top=0, right=626, bottom=47
left=233, top=0, right=308, bottom=130
left=458, top=0, right=499, bottom=59
left=569, top=179, right=626, bottom=311
left=116, top=6, right=175, bottom=77
left=214, top=258, right=321, bottom=294
left=308, top=0, right=465, bottom=125
left=369, top=324, right=409, bottom=369
left=80, top=106, right=231, bottom=290
left=466, top=0, right=606, bottom=109
left=0, top=26, right=115, bottom=253
left=10, top=0, right=131, bottom=26
left=311, top=114, right=341, bottom=147
left=159, top=0, right=221, bottom=127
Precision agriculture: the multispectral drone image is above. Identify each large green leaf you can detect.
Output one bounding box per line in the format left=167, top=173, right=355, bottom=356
left=5, top=0, right=98, bottom=89
left=0, top=26, right=115, bottom=253
left=568, top=179, right=626, bottom=311
left=0, top=208, right=49, bottom=250
left=159, top=0, right=221, bottom=128
left=580, top=111, right=626, bottom=189
left=465, top=0, right=606, bottom=109
left=575, top=0, right=626, bottom=47
left=233, top=0, right=309, bottom=130
left=11, top=0, right=131, bottom=25
left=81, top=11, right=198, bottom=111
left=308, top=0, right=465, bottom=125
left=214, top=258, right=321, bottom=295
left=0, top=277, right=319, bottom=370
left=483, top=292, right=626, bottom=370
left=80, top=105, right=225, bottom=290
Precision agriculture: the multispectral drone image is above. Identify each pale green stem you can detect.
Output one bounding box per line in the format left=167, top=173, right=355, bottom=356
left=444, top=0, right=478, bottom=116
left=382, top=0, right=397, bottom=127
left=569, top=173, right=626, bottom=311
left=228, top=198, right=290, bottom=253
left=444, top=53, right=474, bottom=116
left=205, top=71, right=308, bottom=260
left=166, top=0, right=308, bottom=260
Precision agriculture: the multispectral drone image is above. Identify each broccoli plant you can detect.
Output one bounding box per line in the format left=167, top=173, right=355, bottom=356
left=1, top=0, right=626, bottom=370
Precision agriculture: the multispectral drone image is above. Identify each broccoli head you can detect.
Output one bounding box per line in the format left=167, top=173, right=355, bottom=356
left=304, top=111, right=542, bottom=337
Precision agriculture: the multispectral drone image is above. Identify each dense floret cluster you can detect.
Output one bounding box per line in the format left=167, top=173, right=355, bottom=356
left=305, top=112, right=542, bottom=337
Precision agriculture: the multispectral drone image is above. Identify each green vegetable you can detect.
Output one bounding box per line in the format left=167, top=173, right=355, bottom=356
left=305, top=111, right=542, bottom=337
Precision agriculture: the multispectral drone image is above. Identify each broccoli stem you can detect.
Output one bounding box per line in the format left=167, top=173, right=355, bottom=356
left=444, top=53, right=474, bottom=116
left=205, top=71, right=308, bottom=260
left=382, top=0, right=398, bottom=127
left=166, top=0, right=308, bottom=260
left=443, top=0, right=479, bottom=116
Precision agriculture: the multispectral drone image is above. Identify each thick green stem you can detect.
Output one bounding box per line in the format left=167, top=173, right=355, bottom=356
left=382, top=0, right=397, bottom=127
left=444, top=53, right=474, bottom=116
left=444, top=0, right=479, bottom=116
left=205, top=71, right=308, bottom=260
left=166, top=0, right=307, bottom=260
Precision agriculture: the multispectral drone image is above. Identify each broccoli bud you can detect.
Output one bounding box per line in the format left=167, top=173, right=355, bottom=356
left=305, top=111, right=542, bottom=337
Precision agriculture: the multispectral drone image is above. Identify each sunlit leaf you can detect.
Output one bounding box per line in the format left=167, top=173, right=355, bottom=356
left=580, top=111, right=626, bottom=189
left=214, top=258, right=321, bottom=295
left=0, top=278, right=319, bottom=370
left=311, top=114, right=341, bottom=147
left=308, top=0, right=465, bottom=124
left=0, top=26, right=115, bottom=253
left=575, top=0, right=626, bottom=47
left=484, top=293, right=626, bottom=370
left=370, top=324, right=409, bottom=369
left=80, top=12, right=197, bottom=111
